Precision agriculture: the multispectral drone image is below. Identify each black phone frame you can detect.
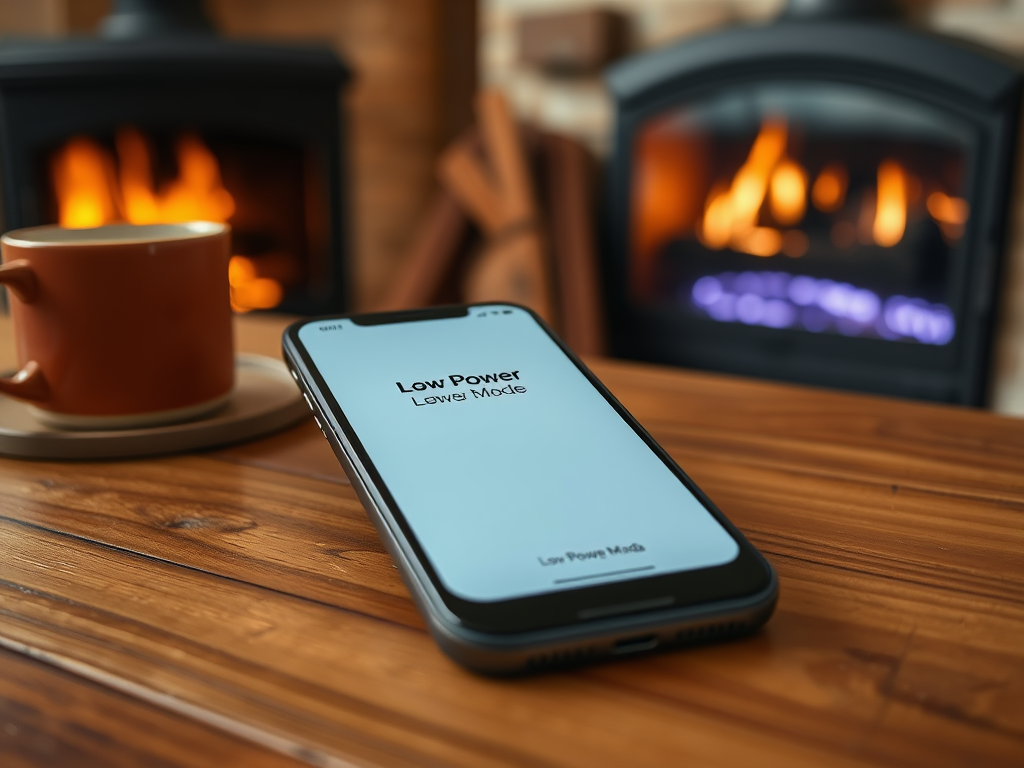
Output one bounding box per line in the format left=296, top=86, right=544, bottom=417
left=284, top=303, right=773, bottom=635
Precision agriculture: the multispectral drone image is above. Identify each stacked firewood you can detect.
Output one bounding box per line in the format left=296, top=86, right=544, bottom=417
left=379, top=89, right=605, bottom=356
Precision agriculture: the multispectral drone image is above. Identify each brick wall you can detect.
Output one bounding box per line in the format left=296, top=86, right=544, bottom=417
left=484, top=0, right=1024, bottom=153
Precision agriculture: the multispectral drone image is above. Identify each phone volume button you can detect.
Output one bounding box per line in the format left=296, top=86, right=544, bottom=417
left=303, top=392, right=314, bottom=411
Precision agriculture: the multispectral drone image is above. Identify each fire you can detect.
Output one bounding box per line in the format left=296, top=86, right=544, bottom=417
left=115, top=128, right=235, bottom=224
left=690, top=121, right=924, bottom=259
left=728, top=119, right=787, bottom=229
left=51, top=127, right=284, bottom=312
left=873, top=159, right=907, bottom=247
left=52, top=128, right=235, bottom=227
left=734, top=227, right=783, bottom=258
left=812, top=164, right=848, bottom=213
left=697, top=119, right=797, bottom=258
left=700, top=182, right=733, bottom=250
left=927, top=191, right=969, bottom=239
left=229, top=256, right=284, bottom=313
left=769, top=159, right=807, bottom=226
left=52, top=138, right=120, bottom=228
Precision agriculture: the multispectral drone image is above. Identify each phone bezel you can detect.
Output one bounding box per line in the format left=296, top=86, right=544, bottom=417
left=284, top=303, right=773, bottom=635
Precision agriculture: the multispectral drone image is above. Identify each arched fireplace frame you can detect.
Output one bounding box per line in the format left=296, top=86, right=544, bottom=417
left=605, top=20, right=1022, bottom=405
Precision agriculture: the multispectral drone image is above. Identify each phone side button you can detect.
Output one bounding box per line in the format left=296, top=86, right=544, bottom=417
left=314, top=416, right=322, bottom=430
left=303, top=392, right=314, bottom=411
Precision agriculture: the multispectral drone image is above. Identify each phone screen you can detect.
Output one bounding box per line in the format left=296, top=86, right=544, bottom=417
left=297, top=306, right=739, bottom=603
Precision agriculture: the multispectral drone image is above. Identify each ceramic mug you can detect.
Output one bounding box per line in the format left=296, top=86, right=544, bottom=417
left=0, top=222, right=234, bottom=429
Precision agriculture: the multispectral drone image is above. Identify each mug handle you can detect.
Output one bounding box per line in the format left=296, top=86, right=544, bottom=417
left=0, top=260, right=49, bottom=401
left=0, top=360, right=48, bottom=401
left=0, top=259, right=39, bottom=302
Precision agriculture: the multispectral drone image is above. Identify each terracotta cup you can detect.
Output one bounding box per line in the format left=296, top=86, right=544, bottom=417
left=0, top=222, right=234, bottom=429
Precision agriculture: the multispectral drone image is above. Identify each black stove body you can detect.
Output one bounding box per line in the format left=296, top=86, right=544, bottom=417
left=0, top=21, right=349, bottom=315
left=605, top=18, right=1022, bottom=405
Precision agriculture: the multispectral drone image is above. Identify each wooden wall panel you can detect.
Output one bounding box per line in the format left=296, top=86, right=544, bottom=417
left=211, top=0, right=476, bottom=309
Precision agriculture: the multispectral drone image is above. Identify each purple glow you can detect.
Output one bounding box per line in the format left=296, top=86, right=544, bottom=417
left=736, top=293, right=765, bottom=325
left=762, top=299, right=796, bottom=328
left=763, top=272, right=791, bottom=299
left=734, top=272, right=764, bottom=296
left=689, top=271, right=955, bottom=345
left=788, top=276, right=818, bottom=306
left=692, top=276, right=723, bottom=307
left=849, top=290, right=881, bottom=324
left=816, top=281, right=847, bottom=316
left=884, top=297, right=955, bottom=345
left=707, top=292, right=737, bottom=321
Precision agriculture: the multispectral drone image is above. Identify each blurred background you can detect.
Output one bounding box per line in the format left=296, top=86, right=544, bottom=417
left=1, top=0, right=1017, bottom=309
left=0, top=0, right=1021, bottom=411
left=484, top=0, right=1024, bottom=154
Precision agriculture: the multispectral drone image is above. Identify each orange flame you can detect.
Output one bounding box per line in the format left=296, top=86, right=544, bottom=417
left=53, top=129, right=236, bottom=227
left=700, top=182, right=733, bottom=250
left=229, top=256, right=284, bottom=313
left=51, top=128, right=283, bottom=312
left=927, top=191, right=969, bottom=240
left=811, top=164, right=848, bottom=213
left=697, top=119, right=796, bottom=258
left=116, top=128, right=235, bottom=224
left=729, top=119, right=787, bottom=228
left=52, top=138, right=120, bottom=228
left=734, top=227, right=784, bottom=258
left=873, top=160, right=907, bottom=247
left=769, top=159, right=807, bottom=226
left=635, top=115, right=935, bottom=269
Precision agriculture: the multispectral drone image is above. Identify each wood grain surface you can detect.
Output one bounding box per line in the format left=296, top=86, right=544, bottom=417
left=1, top=313, right=1023, bottom=767
left=0, top=645, right=309, bottom=768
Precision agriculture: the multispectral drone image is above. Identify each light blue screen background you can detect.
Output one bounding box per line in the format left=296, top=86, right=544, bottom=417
left=298, top=306, right=738, bottom=602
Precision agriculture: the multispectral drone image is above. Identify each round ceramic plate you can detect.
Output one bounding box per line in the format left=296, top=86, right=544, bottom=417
left=0, top=354, right=307, bottom=460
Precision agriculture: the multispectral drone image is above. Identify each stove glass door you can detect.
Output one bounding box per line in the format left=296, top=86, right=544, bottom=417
left=630, top=81, right=974, bottom=347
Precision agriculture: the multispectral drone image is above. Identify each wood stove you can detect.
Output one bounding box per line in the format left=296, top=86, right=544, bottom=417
left=604, top=2, right=1023, bottom=405
left=0, top=0, right=349, bottom=315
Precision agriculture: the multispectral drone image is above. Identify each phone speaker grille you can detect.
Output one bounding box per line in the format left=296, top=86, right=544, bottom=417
left=525, top=646, right=598, bottom=671
left=675, top=621, right=748, bottom=645
left=525, top=622, right=752, bottom=671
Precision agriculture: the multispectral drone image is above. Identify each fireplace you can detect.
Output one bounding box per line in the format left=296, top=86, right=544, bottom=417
left=0, top=0, right=349, bottom=315
left=604, top=2, right=1023, bottom=405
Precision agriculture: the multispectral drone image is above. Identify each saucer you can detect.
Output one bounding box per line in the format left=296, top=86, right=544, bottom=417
left=0, top=354, right=308, bottom=460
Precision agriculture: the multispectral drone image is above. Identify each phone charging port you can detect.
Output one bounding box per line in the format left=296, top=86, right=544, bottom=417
left=611, top=634, right=658, bottom=655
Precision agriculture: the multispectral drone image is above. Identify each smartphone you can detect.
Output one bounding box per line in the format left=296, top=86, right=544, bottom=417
left=283, top=304, right=777, bottom=674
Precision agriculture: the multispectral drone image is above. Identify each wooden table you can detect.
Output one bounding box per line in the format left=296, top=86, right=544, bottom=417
left=1, top=313, right=1022, bottom=768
